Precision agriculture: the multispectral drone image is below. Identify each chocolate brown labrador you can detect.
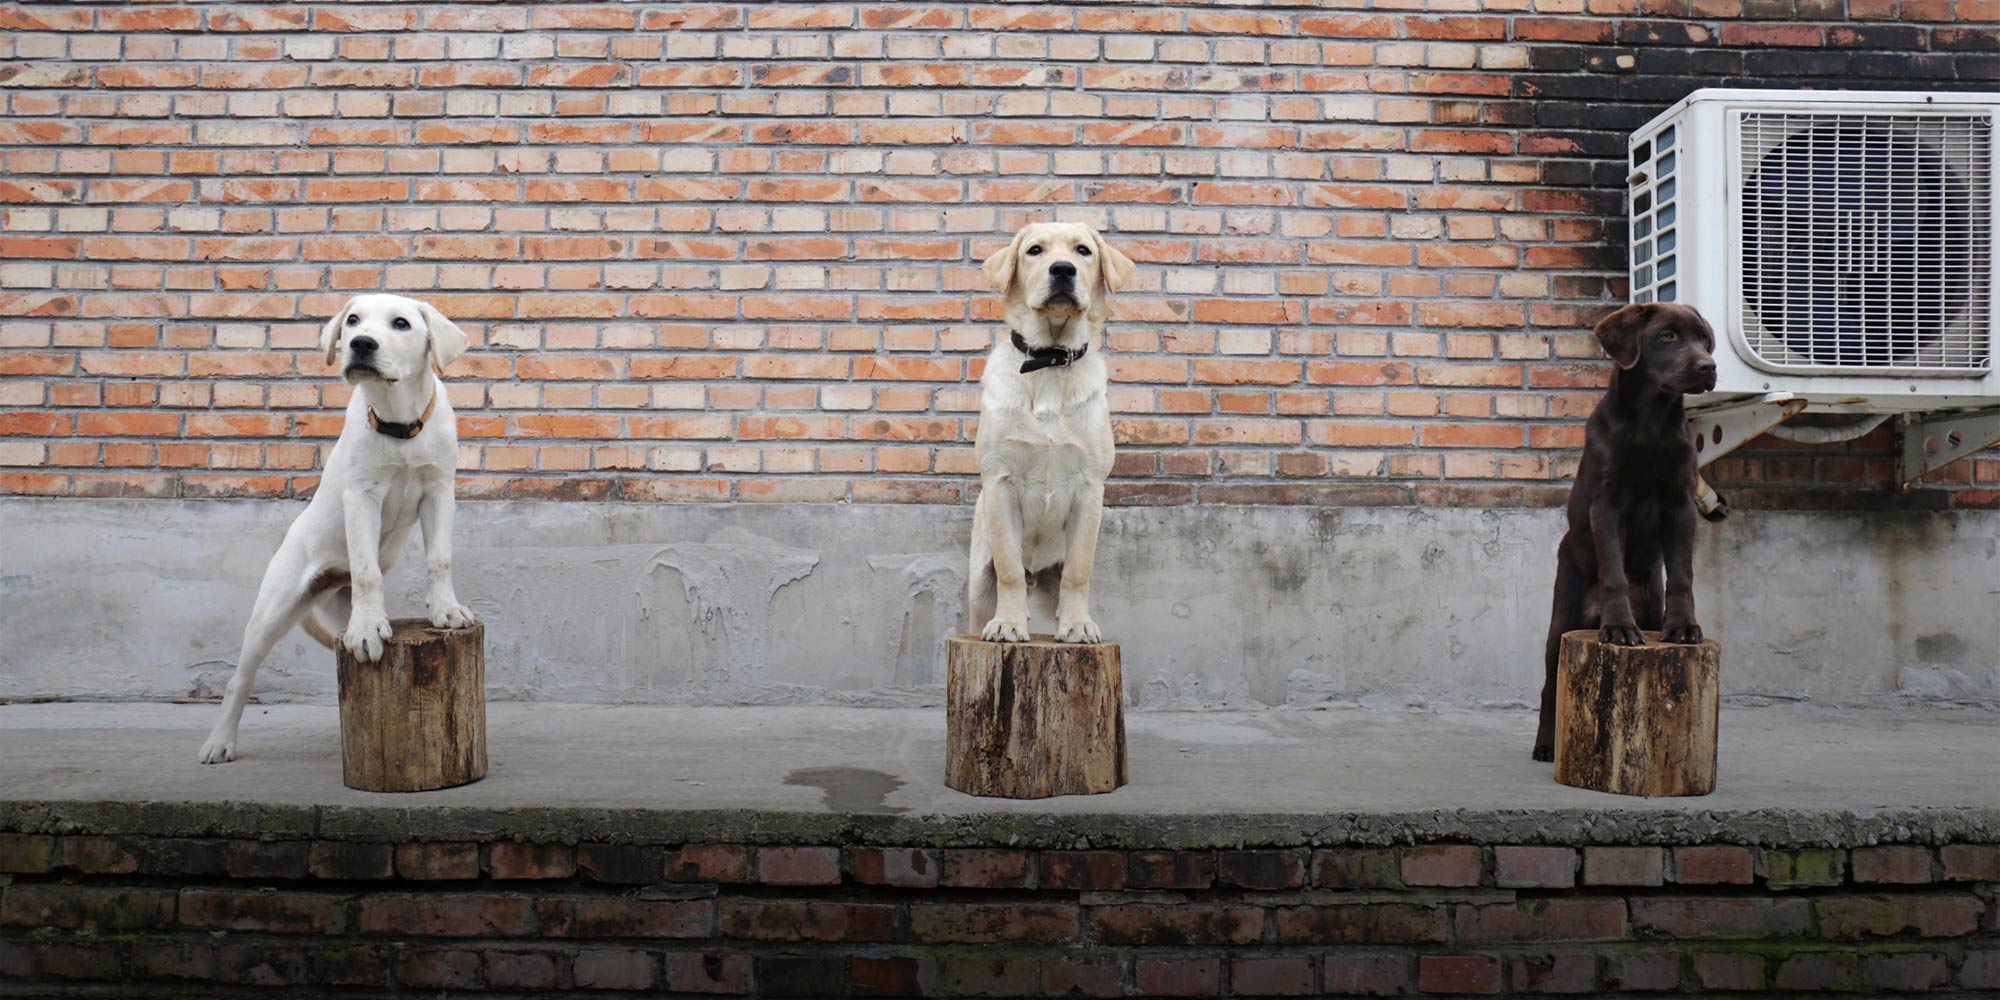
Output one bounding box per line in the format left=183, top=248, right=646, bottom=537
left=1532, top=303, right=1718, bottom=761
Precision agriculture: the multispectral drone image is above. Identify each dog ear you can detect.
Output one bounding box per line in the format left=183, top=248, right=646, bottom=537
left=416, top=299, right=468, bottom=372
left=1089, top=229, right=1135, bottom=295
left=981, top=228, right=1029, bottom=294
left=320, top=297, right=356, bottom=367
left=1593, top=303, right=1655, bottom=370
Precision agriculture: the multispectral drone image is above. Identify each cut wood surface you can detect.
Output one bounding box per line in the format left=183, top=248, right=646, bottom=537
left=337, top=619, right=487, bottom=793
left=1555, top=629, right=1719, bottom=798
left=946, top=634, right=1127, bottom=799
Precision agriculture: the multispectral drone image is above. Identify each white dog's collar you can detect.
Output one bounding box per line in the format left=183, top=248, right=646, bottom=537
left=1010, top=329, right=1089, bottom=374
left=367, top=389, right=437, bottom=440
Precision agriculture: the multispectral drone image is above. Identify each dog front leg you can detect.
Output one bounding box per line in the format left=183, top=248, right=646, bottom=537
left=419, top=482, right=474, bottom=629
left=341, top=485, right=394, bottom=661
left=1053, top=487, right=1104, bottom=643
left=1588, top=498, right=1643, bottom=646
left=977, top=478, right=1031, bottom=642
left=1659, top=500, right=1702, bottom=644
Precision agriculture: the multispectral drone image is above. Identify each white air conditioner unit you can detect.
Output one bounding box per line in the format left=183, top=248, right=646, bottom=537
left=1630, top=89, right=2000, bottom=488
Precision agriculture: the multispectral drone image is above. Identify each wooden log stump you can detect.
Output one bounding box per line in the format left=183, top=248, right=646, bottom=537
left=1555, top=630, right=1719, bottom=797
left=946, top=635, right=1126, bottom=798
left=337, top=619, right=487, bottom=793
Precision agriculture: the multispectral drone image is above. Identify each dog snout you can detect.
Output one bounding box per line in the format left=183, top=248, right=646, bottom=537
left=1049, top=261, right=1076, bottom=280
left=1694, top=357, right=1716, bottom=377
left=349, top=335, right=378, bottom=356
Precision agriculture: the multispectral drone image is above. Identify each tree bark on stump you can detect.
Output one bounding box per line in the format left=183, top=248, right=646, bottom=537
left=1555, top=629, right=1719, bottom=797
left=945, top=635, right=1126, bottom=798
left=337, top=619, right=487, bottom=793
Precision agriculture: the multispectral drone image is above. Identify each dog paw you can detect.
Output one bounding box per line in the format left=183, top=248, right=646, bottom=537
left=1662, top=621, right=1703, bottom=644
left=1055, top=618, right=1101, bottom=643
left=198, top=733, right=236, bottom=765
left=1531, top=742, right=1554, bottom=763
left=429, top=601, right=475, bottom=629
left=980, top=617, right=1029, bottom=643
left=343, top=613, right=393, bottom=662
left=1599, top=623, right=1646, bottom=647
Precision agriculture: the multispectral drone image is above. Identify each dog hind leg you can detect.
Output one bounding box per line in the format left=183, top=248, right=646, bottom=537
left=199, top=551, right=317, bottom=764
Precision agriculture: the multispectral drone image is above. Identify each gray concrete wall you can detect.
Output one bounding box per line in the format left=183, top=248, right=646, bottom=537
left=2, top=498, right=1994, bottom=709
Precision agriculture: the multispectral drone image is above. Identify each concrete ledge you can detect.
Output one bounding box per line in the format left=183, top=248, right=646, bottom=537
left=3, top=703, right=1993, bottom=850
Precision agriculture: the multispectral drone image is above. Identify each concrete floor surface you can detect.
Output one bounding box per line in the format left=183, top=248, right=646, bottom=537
left=1, top=702, right=1994, bottom=848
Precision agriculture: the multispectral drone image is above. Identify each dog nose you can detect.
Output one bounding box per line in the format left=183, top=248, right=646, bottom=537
left=1694, top=358, right=1716, bottom=376
left=350, top=336, right=378, bottom=355
left=1050, top=261, right=1076, bottom=279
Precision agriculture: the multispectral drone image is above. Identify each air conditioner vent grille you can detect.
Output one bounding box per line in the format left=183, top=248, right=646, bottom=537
left=1736, top=110, right=1992, bottom=375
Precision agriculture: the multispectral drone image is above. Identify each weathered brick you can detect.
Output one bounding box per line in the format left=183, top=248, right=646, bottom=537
left=1419, top=956, right=1502, bottom=995
left=357, top=894, right=534, bottom=937
left=1273, top=903, right=1447, bottom=945
left=943, top=848, right=1032, bottom=888
left=575, top=949, right=655, bottom=990
left=489, top=842, right=576, bottom=880
left=1218, top=850, right=1305, bottom=890
left=177, top=888, right=345, bottom=934
left=671, top=844, right=751, bottom=883
left=1775, top=952, right=1861, bottom=992
left=309, top=842, right=394, bottom=880
left=1864, top=951, right=1949, bottom=991
left=1814, top=895, right=1985, bottom=939
left=1, top=884, right=175, bottom=930
left=1136, top=957, right=1220, bottom=997
left=1605, top=950, right=1681, bottom=991
left=395, top=842, right=479, bottom=880
left=853, top=847, right=938, bottom=888
left=1851, top=845, right=1934, bottom=884
left=1763, top=849, right=1845, bottom=889
left=1231, top=956, right=1314, bottom=996
left=663, top=952, right=753, bottom=994
left=1093, top=903, right=1265, bottom=945
left=1582, top=846, right=1664, bottom=886
left=1492, top=846, right=1576, bottom=889
left=756, top=846, right=839, bottom=886
left=1312, top=848, right=1402, bottom=889
left=0, top=834, right=54, bottom=874
left=578, top=843, right=666, bottom=884
left=1672, top=846, right=1754, bottom=885
left=1629, top=897, right=1810, bottom=939
left=483, top=950, right=561, bottom=990
left=1040, top=850, right=1125, bottom=891
left=1942, top=844, right=2000, bottom=882
left=1401, top=845, right=1482, bottom=887
left=1509, top=952, right=1596, bottom=994
left=537, top=896, right=713, bottom=938
left=1693, top=952, right=1766, bottom=991
left=1323, top=952, right=1409, bottom=995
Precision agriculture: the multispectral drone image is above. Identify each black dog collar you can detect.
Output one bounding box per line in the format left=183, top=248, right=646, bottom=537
left=367, top=389, right=437, bottom=440
left=1010, top=329, right=1089, bottom=374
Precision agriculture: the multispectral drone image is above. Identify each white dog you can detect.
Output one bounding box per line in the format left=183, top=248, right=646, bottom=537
left=969, top=222, right=1134, bottom=644
left=198, top=294, right=474, bottom=764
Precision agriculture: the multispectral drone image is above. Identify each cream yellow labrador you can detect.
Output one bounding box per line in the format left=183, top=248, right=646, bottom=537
left=970, top=222, right=1135, bottom=643
left=199, top=294, right=472, bottom=763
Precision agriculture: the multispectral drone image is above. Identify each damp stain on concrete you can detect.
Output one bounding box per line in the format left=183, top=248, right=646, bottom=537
left=783, top=766, right=910, bottom=814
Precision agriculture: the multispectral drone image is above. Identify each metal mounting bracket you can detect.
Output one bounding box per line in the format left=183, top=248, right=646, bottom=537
left=1684, top=392, right=1808, bottom=521
left=1899, top=407, right=2000, bottom=485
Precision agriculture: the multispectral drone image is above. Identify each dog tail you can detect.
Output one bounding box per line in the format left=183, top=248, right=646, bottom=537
left=300, top=611, right=339, bottom=650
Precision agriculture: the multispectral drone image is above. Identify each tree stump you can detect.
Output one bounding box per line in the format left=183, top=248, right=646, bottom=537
left=1555, top=630, right=1719, bottom=797
left=337, top=619, right=487, bottom=792
left=946, top=635, right=1126, bottom=798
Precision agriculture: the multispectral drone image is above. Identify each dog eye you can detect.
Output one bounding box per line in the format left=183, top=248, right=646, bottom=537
left=345, top=314, right=358, bottom=326
left=1659, top=330, right=1678, bottom=342
left=1075, top=245, right=1092, bottom=257
left=1025, top=245, right=1043, bottom=256
left=392, top=317, right=410, bottom=330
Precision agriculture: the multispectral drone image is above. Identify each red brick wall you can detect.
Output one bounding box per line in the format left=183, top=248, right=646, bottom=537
left=1, top=3, right=1997, bottom=506
left=3, top=832, right=1997, bottom=994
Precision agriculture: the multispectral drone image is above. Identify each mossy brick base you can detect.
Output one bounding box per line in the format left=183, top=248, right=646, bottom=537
left=3, top=830, right=1995, bottom=996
